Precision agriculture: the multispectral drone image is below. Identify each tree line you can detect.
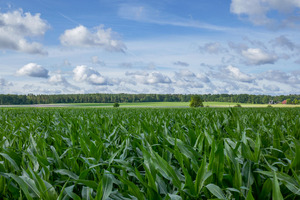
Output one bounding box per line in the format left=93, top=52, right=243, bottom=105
left=0, top=93, right=299, bottom=105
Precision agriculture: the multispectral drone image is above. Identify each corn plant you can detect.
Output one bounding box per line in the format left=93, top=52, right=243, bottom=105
left=0, top=107, right=299, bottom=199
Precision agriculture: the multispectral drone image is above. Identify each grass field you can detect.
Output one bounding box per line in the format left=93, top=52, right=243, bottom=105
left=0, top=107, right=300, bottom=199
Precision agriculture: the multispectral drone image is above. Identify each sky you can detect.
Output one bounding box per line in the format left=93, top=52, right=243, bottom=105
left=0, top=0, right=300, bottom=95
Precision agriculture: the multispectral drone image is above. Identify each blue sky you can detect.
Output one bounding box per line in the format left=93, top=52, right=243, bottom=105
left=0, top=0, right=300, bottom=95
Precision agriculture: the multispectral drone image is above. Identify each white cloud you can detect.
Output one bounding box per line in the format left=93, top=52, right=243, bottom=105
left=60, top=25, right=126, bottom=52
left=16, top=63, right=49, bottom=78
left=199, top=42, right=227, bottom=54
left=196, top=73, right=211, bottom=83
left=144, top=72, right=172, bottom=84
left=178, top=70, right=196, bottom=78
left=225, top=65, right=254, bottom=83
left=241, top=48, right=277, bottom=65
left=49, top=74, right=79, bottom=90
left=126, top=71, right=172, bottom=84
left=0, top=9, right=49, bottom=54
left=73, top=65, right=108, bottom=85
left=230, top=0, right=300, bottom=27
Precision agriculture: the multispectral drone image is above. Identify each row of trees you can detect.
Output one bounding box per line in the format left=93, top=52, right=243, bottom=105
left=0, top=93, right=299, bottom=105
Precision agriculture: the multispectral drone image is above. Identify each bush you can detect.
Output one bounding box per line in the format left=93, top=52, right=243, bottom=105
left=113, top=102, right=120, bottom=107
left=189, top=95, right=204, bottom=108
left=234, top=104, right=242, bottom=107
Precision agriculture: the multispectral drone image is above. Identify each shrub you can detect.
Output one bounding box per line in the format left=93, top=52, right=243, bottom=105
left=189, top=95, right=204, bottom=107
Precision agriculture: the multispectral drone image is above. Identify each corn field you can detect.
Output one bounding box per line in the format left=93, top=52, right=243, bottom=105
left=0, top=107, right=300, bottom=199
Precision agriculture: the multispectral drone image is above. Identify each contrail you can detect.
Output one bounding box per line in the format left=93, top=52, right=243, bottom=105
left=58, top=12, right=80, bottom=25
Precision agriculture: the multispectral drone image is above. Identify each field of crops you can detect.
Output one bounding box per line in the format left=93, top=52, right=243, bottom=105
left=0, top=107, right=300, bottom=199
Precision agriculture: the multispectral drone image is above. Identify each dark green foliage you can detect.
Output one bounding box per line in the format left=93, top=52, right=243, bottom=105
left=189, top=95, right=204, bottom=107
left=113, top=102, right=120, bottom=107
left=1, top=93, right=300, bottom=105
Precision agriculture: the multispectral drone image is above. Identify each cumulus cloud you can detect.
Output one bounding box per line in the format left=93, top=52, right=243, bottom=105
left=199, top=42, right=227, bottom=54
left=175, top=70, right=196, bottom=78
left=196, top=73, right=211, bottom=83
left=49, top=74, right=80, bottom=90
left=0, top=9, right=49, bottom=54
left=16, top=63, right=49, bottom=78
left=175, top=73, right=203, bottom=89
left=230, top=0, right=300, bottom=27
left=73, top=65, right=109, bottom=85
left=241, top=48, right=277, bottom=65
left=126, top=71, right=172, bottom=84
left=60, top=25, right=126, bottom=52
left=225, top=65, right=254, bottom=83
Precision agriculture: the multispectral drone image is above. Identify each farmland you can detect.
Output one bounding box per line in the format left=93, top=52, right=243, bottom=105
left=2, top=101, right=300, bottom=108
left=0, top=107, right=300, bottom=199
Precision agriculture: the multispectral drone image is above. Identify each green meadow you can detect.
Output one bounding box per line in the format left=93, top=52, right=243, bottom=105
left=0, top=107, right=300, bottom=199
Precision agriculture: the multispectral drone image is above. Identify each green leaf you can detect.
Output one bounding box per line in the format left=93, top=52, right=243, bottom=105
left=5, top=173, right=33, bottom=200
left=272, top=172, right=284, bottom=200
left=76, top=179, right=98, bottom=190
left=258, top=178, right=272, bottom=200
left=292, top=140, right=300, bottom=171
left=213, top=141, right=224, bottom=184
left=101, top=171, right=114, bottom=200
left=55, top=169, right=79, bottom=180
left=82, top=187, right=94, bottom=200
left=166, top=194, right=183, bottom=200
left=116, top=175, right=145, bottom=200
left=150, top=149, right=182, bottom=189
left=65, top=185, right=82, bottom=200
left=195, top=154, right=211, bottom=195
left=0, top=153, right=20, bottom=171
left=246, top=187, right=255, bottom=200
left=206, top=183, right=226, bottom=200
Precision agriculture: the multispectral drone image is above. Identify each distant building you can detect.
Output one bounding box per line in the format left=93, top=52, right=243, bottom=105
left=282, top=100, right=287, bottom=104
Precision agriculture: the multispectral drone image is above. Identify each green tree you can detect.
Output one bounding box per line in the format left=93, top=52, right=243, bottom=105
left=286, top=99, right=292, bottom=104
left=189, top=95, right=204, bottom=107
left=292, top=99, right=299, bottom=104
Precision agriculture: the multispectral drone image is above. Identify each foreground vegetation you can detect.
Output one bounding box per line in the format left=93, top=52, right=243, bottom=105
left=0, top=107, right=300, bottom=199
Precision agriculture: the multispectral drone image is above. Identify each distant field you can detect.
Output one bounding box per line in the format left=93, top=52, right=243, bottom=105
left=1, top=101, right=300, bottom=107
left=66, top=101, right=300, bottom=108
